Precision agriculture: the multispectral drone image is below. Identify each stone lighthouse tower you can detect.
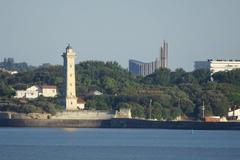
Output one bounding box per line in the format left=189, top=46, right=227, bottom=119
left=62, top=44, right=78, bottom=110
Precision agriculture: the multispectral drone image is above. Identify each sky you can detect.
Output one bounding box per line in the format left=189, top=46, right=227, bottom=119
left=0, top=0, right=239, bottom=71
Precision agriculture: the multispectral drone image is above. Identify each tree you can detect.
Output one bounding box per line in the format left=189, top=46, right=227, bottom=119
left=117, top=102, right=145, bottom=118
left=151, top=102, right=163, bottom=120
left=180, top=98, right=194, bottom=116
left=192, top=69, right=210, bottom=84
left=102, top=77, right=118, bottom=94
left=170, top=68, right=186, bottom=84
left=213, top=69, right=240, bottom=86
left=0, top=81, right=14, bottom=97
left=143, top=68, right=171, bottom=86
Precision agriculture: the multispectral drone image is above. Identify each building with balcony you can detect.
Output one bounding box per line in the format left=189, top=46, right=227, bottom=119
left=195, top=59, right=240, bottom=74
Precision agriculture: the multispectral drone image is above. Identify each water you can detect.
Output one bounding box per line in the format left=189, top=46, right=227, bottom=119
left=0, top=128, right=239, bottom=160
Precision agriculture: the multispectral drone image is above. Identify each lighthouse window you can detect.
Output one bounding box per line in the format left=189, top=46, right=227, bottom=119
left=70, top=65, right=72, bottom=68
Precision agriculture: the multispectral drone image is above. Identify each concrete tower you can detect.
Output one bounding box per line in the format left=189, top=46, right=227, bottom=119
left=160, top=41, right=168, bottom=68
left=62, top=44, right=78, bottom=110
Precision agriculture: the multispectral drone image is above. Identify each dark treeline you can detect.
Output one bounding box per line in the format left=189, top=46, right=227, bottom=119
left=0, top=61, right=240, bottom=120
left=0, top=58, right=35, bottom=72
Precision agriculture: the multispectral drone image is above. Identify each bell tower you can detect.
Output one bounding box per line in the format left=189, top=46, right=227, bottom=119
left=62, top=44, right=78, bottom=110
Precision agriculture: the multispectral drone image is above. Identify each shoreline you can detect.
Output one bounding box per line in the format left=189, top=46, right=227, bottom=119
left=1, top=118, right=240, bottom=130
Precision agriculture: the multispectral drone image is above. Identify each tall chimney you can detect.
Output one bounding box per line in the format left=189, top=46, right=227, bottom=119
left=160, top=46, right=163, bottom=68
left=166, top=42, right=168, bottom=68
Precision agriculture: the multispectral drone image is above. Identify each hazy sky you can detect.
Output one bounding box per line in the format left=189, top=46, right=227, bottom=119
left=0, top=0, right=239, bottom=71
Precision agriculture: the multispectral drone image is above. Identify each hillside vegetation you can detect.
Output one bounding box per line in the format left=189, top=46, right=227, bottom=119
left=1, top=61, right=240, bottom=120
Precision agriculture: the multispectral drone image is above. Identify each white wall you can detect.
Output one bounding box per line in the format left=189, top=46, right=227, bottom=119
left=42, top=88, right=57, bottom=97
left=14, top=90, right=26, bottom=98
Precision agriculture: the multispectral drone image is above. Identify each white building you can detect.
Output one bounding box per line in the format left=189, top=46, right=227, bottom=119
left=77, top=97, right=85, bottom=110
left=40, top=85, right=57, bottom=97
left=195, top=59, right=240, bottom=74
left=89, top=90, right=103, bottom=96
left=0, top=68, right=18, bottom=75
left=14, top=85, right=57, bottom=99
left=25, top=85, right=39, bottom=99
left=15, top=90, right=26, bottom=98
left=228, top=108, right=240, bottom=120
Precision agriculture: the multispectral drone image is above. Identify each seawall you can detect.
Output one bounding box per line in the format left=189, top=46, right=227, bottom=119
left=0, top=119, right=110, bottom=128
left=110, top=118, right=240, bottom=130
left=1, top=118, right=240, bottom=130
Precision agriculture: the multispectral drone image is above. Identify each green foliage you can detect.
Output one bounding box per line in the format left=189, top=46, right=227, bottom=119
left=201, top=90, right=230, bottom=116
left=76, top=61, right=139, bottom=95
left=192, top=69, right=210, bottom=84
left=0, top=97, right=62, bottom=114
left=170, top=68, right=186, bottom=84
left=116, top=102, right=145, bottom=118
left=0, top=99, right=42, bottom=113
left=0, top=60, right=35, bottom=72
left=0, top=81, right=15, bottom=97
left=0, top=71, right=14, bottom=95
left=142, top=68, right=171, bottom=86
left=1, top=61, right=239, bottom=119
left=180, top=98, right=194, bottom=116
left=85, top=95, right=111, bottom=110
left=213, top=69, right=240, bottom=85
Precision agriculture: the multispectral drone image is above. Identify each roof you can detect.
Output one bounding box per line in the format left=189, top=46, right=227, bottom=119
left=129, top=59, right=155, bottom=65
left=41, top=85, right=57, bottom=89
left=66, top=43, right=72, bottom=50
left=77, top=97, right=86, bottom=104
left=26, top=85, right=39, bottom=91
left=93, top=90, right=103, bottom=95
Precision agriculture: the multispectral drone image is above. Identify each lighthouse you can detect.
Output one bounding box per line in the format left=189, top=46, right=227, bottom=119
left=62, top=44, right=78, bottom=110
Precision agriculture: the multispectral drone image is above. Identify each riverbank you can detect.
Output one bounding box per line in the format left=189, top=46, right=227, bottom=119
left=1, top=118, right=240, bottom=130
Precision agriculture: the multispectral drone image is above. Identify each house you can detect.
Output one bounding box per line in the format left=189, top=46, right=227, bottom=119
left=0, top=68, right=18, bottom=75
left=14, top=85, right=57, bottom=99
left=93, top=90, right=103, bottom=96
left=89, top=90, right=103, bottom=96
left=25, top=85, right=39, bottom=99
left=204, top=116, right=221, bottom=122
left=15, top=90, right=26, bottom=98
left=77, top=97, right=85, bottom=110
left=228, top=108, right=240, bottom=120
left=40, top=85, right=57, bottom=97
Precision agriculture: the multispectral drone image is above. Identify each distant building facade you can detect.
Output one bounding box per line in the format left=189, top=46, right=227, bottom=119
left=160, top=41, right=168, bottom=68
left=14, top=85, right=57, bottom=99
left=15, top=90, right=27, bottom=99
left=129, top=59, right=159, bottom=76
left=228, top=108, right=240, bottom=120
left=129, top=41, right=168, bottom=76
left=40, top=85, right=57, bottom=97
left=195, top=59, right=240, bottom=74
left=25, top=86, right=39, bottom=99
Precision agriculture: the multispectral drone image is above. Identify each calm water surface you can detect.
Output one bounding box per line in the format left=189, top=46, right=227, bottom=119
left=0, top=128, right=239, bottom=160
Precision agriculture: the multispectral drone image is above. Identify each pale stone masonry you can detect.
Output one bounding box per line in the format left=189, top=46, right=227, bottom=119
left=62, top=44, right=78, bottom=110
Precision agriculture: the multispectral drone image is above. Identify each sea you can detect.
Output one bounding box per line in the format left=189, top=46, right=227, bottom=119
left=0, top=128, right=239, bottom=160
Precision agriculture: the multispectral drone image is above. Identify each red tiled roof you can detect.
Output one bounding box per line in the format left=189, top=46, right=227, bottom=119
left=77, top=97, right=86, bottom=103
